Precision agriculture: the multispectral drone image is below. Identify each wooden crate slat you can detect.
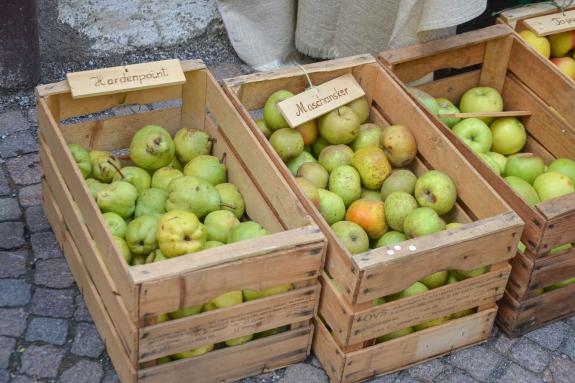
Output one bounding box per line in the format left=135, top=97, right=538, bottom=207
left=479, top=35, right=514, bottom=92
left=418, top=70, right=481, bottom=103
left=530, top=247, right=575, bottom=290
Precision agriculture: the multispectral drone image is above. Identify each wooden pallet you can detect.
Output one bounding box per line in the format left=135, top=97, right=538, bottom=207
left=379, top=25, right=575, bottom=337
left=36, top=59, right=326, bottom=383
left=222, top=55, right=523, bottom=382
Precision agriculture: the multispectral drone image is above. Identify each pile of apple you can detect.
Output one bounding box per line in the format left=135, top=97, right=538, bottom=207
left=68, top=125, right=291, bottom=361
left=259, top=90, right=485, bottom=342
left=520, top=29, right=575, bottom=79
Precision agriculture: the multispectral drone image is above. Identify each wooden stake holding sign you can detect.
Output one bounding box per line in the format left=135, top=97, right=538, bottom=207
left=523, top=8, right=575, bottom=36
left=276, top=73, right=365, bottom=128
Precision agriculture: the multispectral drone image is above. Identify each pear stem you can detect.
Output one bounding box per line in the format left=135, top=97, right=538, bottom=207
left=107, top=160, right=124, bottom=179
left=208, top=137, right=217, bottom=143
left=220, top=152, right=227, bottom=165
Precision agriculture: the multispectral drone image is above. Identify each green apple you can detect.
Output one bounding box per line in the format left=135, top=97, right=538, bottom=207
left=486, top=151, right=507, bottom=173
left=533, top=172, right=575, bottom=201
left=452, top=118, right=493, bottom=153
left=505, top=176, right=540, bottom=206
left=263, top=90, right=294, bottom=131
left=504, top=153, right=545, bottom=184
left=436, top=97, right=461, bottom=128
left=375, top=231, right=407, bottom=248
left=414, top=170, right=457, bottom=215
left=331, top=221, right=369, bottom=254
left=376, top=327, right=414, bottom=343
left=407, top=87, right=439, bottom=115
left=548, top=158, right=575, bottom=184
left=490, top=117, right=526, bottom=155
left=420, top=271, right=448, bottom=289
left=459, top=87, right=504, bottom=124
left=403, top=207, right=446, bottom=238
left=318, top=106, right=360, bottom=144
left=387, top=281, right=429, bottom=301
left=479, top=153, right=502, bottom=174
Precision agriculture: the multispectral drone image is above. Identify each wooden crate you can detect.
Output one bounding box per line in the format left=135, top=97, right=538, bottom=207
left=223, top=55, right=523, bottom=382
left=36, top=59, right=327, bottom=383
left=379, top=25, right=575, bottom=337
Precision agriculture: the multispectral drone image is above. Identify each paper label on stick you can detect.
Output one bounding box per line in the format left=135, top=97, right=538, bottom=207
left=66, top=59, right=186, bottom=99
left=523, top=9, right=575, bottom=36
left=277, top=73, right=365, bottom=128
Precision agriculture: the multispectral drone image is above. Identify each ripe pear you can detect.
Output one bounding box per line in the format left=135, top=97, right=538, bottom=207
left=112, top=166, right=151, bottom=194
left=68, top=143, right=91, bottom=178
left=381, top=125, right=417, bottom=167
left=414, top=170, right=457, bottom=215
left=130, top=125, right=175, bottom=171
left=505, top=176, right=540, bottom=206
left=131, top=255, right=146, bottom=265
left=329, top=165, right=361, bottom=207
left=550, top=243, right=572, bottom=255
left=169, top=304, right=203, bottom=320
left=103, top=212, right=127, bottom=238
left=113, top=236, right=132, bottom=263
left=420, top=271, right=448, bottom=289
left=544, top=277, right=575, bottom=292
left=318, top=106, right=360, bottom=144
left=135, top=187, right=167, bottom=217
left=166, top=176, right=220, bottom=219
left=151, top=167, right=183, bottom=190
left=211, top=290, right=243, bottom=308
left=384, top=191, right=418, bottom=231
left=504, top=153, right=545, bottom=184
left=414, top=317, right=448, bottom=331
left=96, top=181, right=138, bottom=219
left=312, top=137, right=329, bottom=158
left=331, top=221, right=370, bottom=254
left=287, top=151, right=316, bottom=176
left=436, top=98, right=461, bottom=128
left=86, top=178, right=106, bottom=198
left=387, top=282, right=429, bottom=301
left=297, top=162, right=329, bottom=189
left=184, top=155, right=227, bottom=185
left=254, top=326, right=288, bottom=339
left=376, top=327, right=414, bottom=343
left=255, top=119, right=272, bottom=138
left=345, top=198, right=388, bottom=239
left=403, top=207, right=446, bottom=238
left=243, top=284, right=293, bottom=301
left=173, top=344, right=214, bottom=359
left=317, top=189, right=346, bottom=225
left=451, top=267, right=488, bottom=280
left=407, top=87, right=439, bottom=115
left=361, top=188, right=383, bottom=201
left=351, top=123, right=382, bottom=151
left=295, top=177, right=320, bottom=207
left=216, top=183, right=245, bottom=219
left=380, top=169, right=417, bottom=200
left=126, top=215, right=160, bottom=255
left=548, top=158, right=575, bottom=183
left=445, top=222, right=464, bottom=230
left=347, top=97, right=370, bottom=123
left=225, top=334, right=254, bottom=347
left=296, top=120, right=318, bottom=145
left=352, top=146, right=392, bottom=190
left=157, top=210, right=207, bottom=257
left=228, top=221, right=270, bottom=243
left=145, top=248, right=168, bottom=263
left=318, top=145, right=354, bottom=172
left=90, top=151, right=121, bottom=183
left=269, top=128, right=304, bottom=162
left=375, top=231, right=407, bottom=248
left=204, top=240, right=225, bottom=249
left=263, top=90, right=294, bottom=131
left=534, top=172, right=575, bottom=201
left=173, top=128, right=212, bottom=163
left=170, top=156, right=184, bottom=171
left=204, top=210, right=240, bottom=243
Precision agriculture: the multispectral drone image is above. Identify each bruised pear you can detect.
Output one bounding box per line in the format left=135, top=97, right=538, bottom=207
left=96, top=181, right=138, bottom=219
left=68, top=144, right=91, bottom=178
left=297, top=162, right=329, bottom=189
left=295, top=177, right=320, bottom=207
left=216, top=183, right=245, bottom=219
left=112, top=166, right=151, bottom=195
left=269, top=128, right=304, bottom=162
left=126, top=215, right=160, bottom=255
left=381, top=125, right=417, bottom=167
left=157, top=210, right=207, bottom=257
left=130, top=125, right=175, bottom=171
left=134, top=188, right=167, bottom=217
left=166, top=176, right=220, bottom=219
left=184, top=155, right=227, bottom=185
left=173, top=128, right=212, bottom=164
left=352, top=146, right=392, bottom=190
left=103, top=212, right=127, bottom=238
left=318, top=145, right=354, bottom=173
left=228, top=221, right=270, bottom=243
left=151, top=167, right=183, bottom=191
left=204, top=210, right=240, bottom=243
left=90, top=151, right=121, bottom=183
left=86, top=178, right=106, bottom=198
left=287, top=151, right=316, bottom=176
left=351, top=123, right=383, bottom=151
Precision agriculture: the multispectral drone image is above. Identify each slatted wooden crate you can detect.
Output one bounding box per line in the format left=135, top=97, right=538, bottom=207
left=36, top=59, right=326, bottom=383
left=379, top=25, right=575, bottom=337
left=223, top=55, right=523, bottom=382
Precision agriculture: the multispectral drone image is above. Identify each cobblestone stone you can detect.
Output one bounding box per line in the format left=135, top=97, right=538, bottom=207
left=0, top=167, right=11, bottom=196
left=279, top=363, right=328, bottom=383
left=34, top=258, right=74, bottom=288
left=18, top=184, right=42, bottom=207
left=10, top=376, right=38, bottom=383
left=510, top=339, right=551, bottom=373
left=74, top=295, right=93, bottom=322
left=24, top=206, right=50, bottom=233
left=71, top=323, right=105, bottom=358
left=0, top=197, right=21, bottom=220
left=497, top=362, right=544, bottom=383
left=0, top=250, right=27, bottom=278
left=0, top=222, right=25, bottom=250
left=30, top=288, right=74, bottom=318
left=448, top=345, right=503, bottom=381
left=548, top=357, right=575, bottom=383
left=19, top=345, right=65, bottom=378
left=494, top=333, right=518, bottom=354
left=102, top=370, right=121, bottom=383
left=25, top=317, right=68, bottom=346
left=561, top=328, right=575, bottom=361
left=434, top=369, right=478, bottom=383
left=0, top=111, right=29, bottom=135
left=0, top=370, right=7, bottom=383
left=30, top=232, right=62, bottom=259
left=61, top=360, right=104, bottom=383
left=0, top=336, right=15, bottom=368
left=365, top=373, right=399, bottom=383
left=407, top=359, right=445, bottom=382
left=0, top=130, right=38, bottom=159
left=0, top=308, right=28, bottom=336
left=526, top=321, right=569, bottom=351
left=6, top=154, right=42, bottom=186
left=0, top=279, right=31, bottom=307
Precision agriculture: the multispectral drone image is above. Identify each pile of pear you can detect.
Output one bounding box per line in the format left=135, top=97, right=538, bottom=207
left=260, top=91, right=486, bottom=342
left=519, top=29, right=575, bottom=80
left=68, top=125, right=292, bottom=360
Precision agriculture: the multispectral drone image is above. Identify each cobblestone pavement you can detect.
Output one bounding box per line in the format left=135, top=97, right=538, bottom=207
left=1, top=104, right=574, bottom=383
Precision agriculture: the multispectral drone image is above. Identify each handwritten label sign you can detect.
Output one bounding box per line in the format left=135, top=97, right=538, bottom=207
left=66, top=59, right=186, bottom=99
left=277, top=73, right=365, bottom=128
left=524, top=9, right=575, bottom=36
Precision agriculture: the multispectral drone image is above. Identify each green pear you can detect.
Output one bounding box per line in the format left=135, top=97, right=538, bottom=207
left=96, top=181, right=138, bottom=219
left=184, top=155, right=227, bottom=185
left=255, top=119, right=272, bottom=138
left=329, top=165, right=361, bottom=207
left=331, top=221, right=369, bottom=254
left=486, top=151, right=508, bottom=173
left=361, top=188, right=383, bottom=201
left=228, top=221, right=270, bottom=243
left=505, top=176, right=540, bottom=206
left=297, top=162, right=329, bottom=189
left=204, top=210, right=240, bottom=243
left=112, top=166, right=151, bottom=194
left=445, top=222, right=464, bottom=230
left=166, top=176, right=221, bottom=219
left=135, top=188, right=167, bottom=217
left=319, top=106, right=360, bottom=144
left=125, top=215, right=160, bottom=255
left=269, top=128, right=304, bottom=162
left=156, top=210, right=207, bottom=257
left=254, top=326, right=288, bottom=339
left=295, top=177, right=320, bottom=206
left=90, top=151, right=121, bottom=183
left=216, top=183, right=245, bottom=219
left=544, top=277, right=575, bottom=292
left=347, top=97, right=370, bottom=123
left=145, top=248, right=168, bottom=263
left=103, top=212, right=127, bottom=238
left=86, top=178, right=107, bottom=198
left=68, top=143, right=92, bottom=178
left=375, top=231, right=407, bottom=248
left=504, top=153, right=545, bottom=184
left=446, top=273, right=459, bottom=284
left=478, top=153, right=502, bottom=175
left=414, top=170, right=457, bottom=215
left=403, top=207, right=446, bottom=238
left=131, top=255, right=146, bottom=266
left=420, top=271, right=448, bottom=289
left=436, top=98, right=461, bottom=128
left=550, top=243, right=572, bottom=255
left=518, top=242, right=526, bottom=254
left=202, top=301, right=217, bottom=312
left=173, top=344, right=214, bottom=359
left=170, top=156, right=184, bottom=171
left=317, top=189, right=346, bottom=225
left=173, top=128, right=212, bottom=164
left=387, top=282, right=429, bottom=301
left=384, top=192, right=418, bottom=232
left=351, top=123, right=382, bottom=151
left=533, top=172, right=575, bottom=201
left=414, top=317, right=448, bottom=331
left=130, top=125, right=175, bottom=171
left=304, top=146, right=312, bottom=153
left=157, top=356, right=172, bottom=364
left=263, top=90, right=294, bottom=131
left=312, top=137, right=329, bottom=158
left=380, top=169, right=417, bottom=200
left=204, top=240, right=225, bottom=249
left=352, top=146, right=392, bottom=190
left=318, top=145, right=354, bottom=173
left=451, top=267, right=488, bottom=280
left=450, top=308, right=475, bottom=320
left=211, top=290, right=243, bottom=308
left=169, top=304, right=203, bottom=320
left=243, top=284, right=293, bottom=301
left=151, top=167, right=183, bottom=191
left=287, top=151, right=316, bottom=176
left=225, top=334, right=254, bottom=347
left=548, top=158, right=575, bottom=183
left=407, top=87, right=439, bottom=115
left=113, top=236, right=132, bottom=263
left=376, top=327, right=414, bottom=343
left=373, top=297, right=386, bottom=306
